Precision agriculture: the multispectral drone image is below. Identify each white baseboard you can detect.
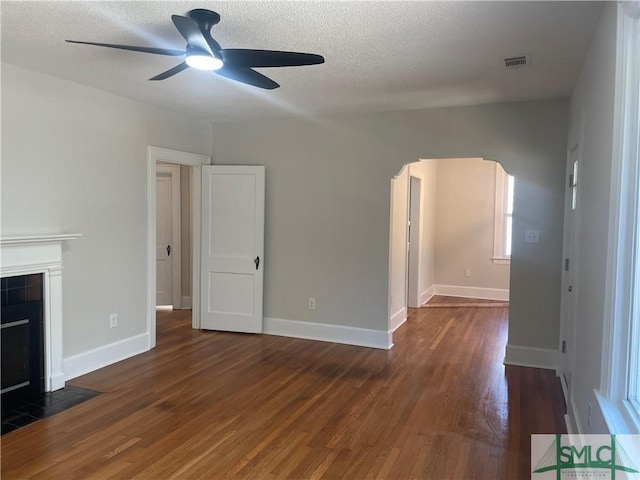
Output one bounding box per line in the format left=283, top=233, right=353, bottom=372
left=421, top=286, right=435, bottom=305
left=569, top=397, right=585, bottom=435
left=264, top=317, right=392, bottom=350
left=565, top=413, right=577, bottom=435
left=389, top=307, right=407, bottom=332
left=181, top=296, right=192, bottom=309
left=63, top=333, right=150, bottom=381
left=503, top=344, right=558, bottom=370
left=560, top=374, right=577, bottom=434
left=51, top=372, right=66, bottom=391
left=432, top=284, right=509, bottom=301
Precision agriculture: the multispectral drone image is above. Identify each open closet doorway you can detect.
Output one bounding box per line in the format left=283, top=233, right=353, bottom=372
left=155, top=163, right=182, bottom=308
left=388, top=158, right=513, bottom=338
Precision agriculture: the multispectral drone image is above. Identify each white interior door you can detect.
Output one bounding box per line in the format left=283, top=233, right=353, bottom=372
left=200, top=165, right=264, bottom=333
left=560, top=146, right=581, bottom=399
left=156, top=165, right=181, bottom=307
left=156, top=171, right=173, bottom=305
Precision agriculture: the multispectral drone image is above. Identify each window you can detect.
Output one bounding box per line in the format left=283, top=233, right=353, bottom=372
left=598, top=1, right=640, bottom=433
left=493, top=163, right=514, bottom=264
left=627, top=3, right=640, bottom=407
left=616, top=0, right=640, bottom=418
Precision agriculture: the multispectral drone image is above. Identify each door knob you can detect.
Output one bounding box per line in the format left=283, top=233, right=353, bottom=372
left=568, top=285, right=573, bottom=292
left=167, top=245, right=171, bottom=256
left=254, top=256, right=260, bottom=270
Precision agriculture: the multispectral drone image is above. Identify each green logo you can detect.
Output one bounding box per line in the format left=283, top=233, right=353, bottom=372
left=532, top=435, right=640, bottom=480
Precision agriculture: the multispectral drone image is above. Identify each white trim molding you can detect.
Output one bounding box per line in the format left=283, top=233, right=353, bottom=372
left=181, top=296, right=192, bottom=309
left=491, top=257, right=511, bottom=265
left=264, top=317, right=392, bottom=350
left=503, top=344, right=558, bottom=370
left=431, top=284, right=509, bottom=302
left=0, top=234, right=81, bottom=391
left=421, top=286, right=435, bottom=305
left=567, top=398, right=584, bottom=435
left=564, top=414, right=577, bottom=435
left=63, top=333, right=149, bottom=381
left=0, top=234, right=82, bottom=246
left=597, top=1, right=640, bottom=435
left=493, top=162, right=513, bottom=261
left=389, top=307, right=407, bottom=332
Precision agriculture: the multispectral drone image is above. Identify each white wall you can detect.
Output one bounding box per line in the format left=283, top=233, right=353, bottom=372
left=434, top=158, right=510, bottom=291
left=564, top=3, right=618, bottom=433
left=1, top=63, right=211, bottom=362
left=210, top=99, right=568, bottom=352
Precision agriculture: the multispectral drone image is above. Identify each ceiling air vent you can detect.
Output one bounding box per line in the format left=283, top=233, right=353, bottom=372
left=504, top=55, right=529, bottom=70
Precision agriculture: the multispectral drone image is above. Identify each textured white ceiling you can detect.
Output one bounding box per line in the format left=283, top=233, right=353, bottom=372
left=1, top=1, right=603, bottom=122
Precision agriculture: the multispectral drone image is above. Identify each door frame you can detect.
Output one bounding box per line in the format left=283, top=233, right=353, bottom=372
left=147, top=146, right=210, bottom=348
left=156, top=164, right=182, bottom=309
left=407, top=176, right=422, bottom=308
left=559, top=135, right=582, bottom=402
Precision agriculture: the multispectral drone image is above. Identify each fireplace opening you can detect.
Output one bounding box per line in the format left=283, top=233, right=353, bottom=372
left=1, top=274, right=44, bottom=410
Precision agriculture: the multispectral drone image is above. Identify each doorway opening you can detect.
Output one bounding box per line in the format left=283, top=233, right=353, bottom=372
left=146, top=147, right=210, bottom=348
left=388, top=157, right=513, bottom=334
left=155, top=163, right=183, bottom=309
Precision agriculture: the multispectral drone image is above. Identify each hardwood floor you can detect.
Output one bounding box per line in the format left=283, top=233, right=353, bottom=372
left=1, top=300, right=565, bottom=479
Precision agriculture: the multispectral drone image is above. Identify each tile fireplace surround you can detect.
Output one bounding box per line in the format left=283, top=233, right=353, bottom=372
left=0, top=234, right=81, bottom=391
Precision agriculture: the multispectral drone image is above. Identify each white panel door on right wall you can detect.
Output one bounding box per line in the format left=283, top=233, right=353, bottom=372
left=200, top=165, right=265, bottom=333
left=560, top=147, right=581, bottom=400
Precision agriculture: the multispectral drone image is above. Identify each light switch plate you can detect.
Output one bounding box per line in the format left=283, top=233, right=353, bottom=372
left=525, top=229, right=540, bottom=243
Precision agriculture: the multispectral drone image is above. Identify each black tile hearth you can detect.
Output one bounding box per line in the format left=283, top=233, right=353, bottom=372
left=1, top=386, right=101, bottom=435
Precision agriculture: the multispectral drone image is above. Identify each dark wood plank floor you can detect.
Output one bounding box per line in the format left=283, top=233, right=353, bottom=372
left=1, top=299, right=566, bottom=479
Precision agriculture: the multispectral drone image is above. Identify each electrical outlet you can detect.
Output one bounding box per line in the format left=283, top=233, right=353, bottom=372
left=465, top=269, right=471, bottom=278
left=308, top=298, right=316, bottom=310
left=109, top=313, right=118, bottom=328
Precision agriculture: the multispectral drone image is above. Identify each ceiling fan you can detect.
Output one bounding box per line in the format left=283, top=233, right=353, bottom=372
left=66, top=8, right=325, bottom=89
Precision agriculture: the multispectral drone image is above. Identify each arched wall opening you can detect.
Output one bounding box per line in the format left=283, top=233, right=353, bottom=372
left=388, top=157, right=513, bottom=335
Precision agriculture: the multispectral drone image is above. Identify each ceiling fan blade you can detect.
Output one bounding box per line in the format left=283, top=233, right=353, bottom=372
left=149, top=61, right=190, bottom=81
left=215, top=66, right=279, bottom=89
left=220, top=49, right=325, bottom=68
left=171, top=15, right=213, bottom=55
left=66, top=40, right=184, bottom=56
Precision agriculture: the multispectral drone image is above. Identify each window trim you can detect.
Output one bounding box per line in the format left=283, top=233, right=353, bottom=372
left=492, top=163, right=513, bottom=264
left=598, top=0, right=640, bottom=434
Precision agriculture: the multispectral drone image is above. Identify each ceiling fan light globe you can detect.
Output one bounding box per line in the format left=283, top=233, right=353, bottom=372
left=186, top=54, right=223, bottom=71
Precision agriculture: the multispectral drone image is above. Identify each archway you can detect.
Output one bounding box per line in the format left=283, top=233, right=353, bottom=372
left=388, top=157, right=513, bottom=334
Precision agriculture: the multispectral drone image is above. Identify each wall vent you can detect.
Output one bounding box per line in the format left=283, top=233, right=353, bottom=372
left=504, top=55, right=529, bottom=69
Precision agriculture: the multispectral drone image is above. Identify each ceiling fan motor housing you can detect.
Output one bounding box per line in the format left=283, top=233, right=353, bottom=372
left=189, top=9, right=221, bottom=32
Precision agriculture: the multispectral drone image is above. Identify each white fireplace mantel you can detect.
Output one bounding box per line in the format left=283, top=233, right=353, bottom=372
left=1, top=233, right=81, bottom=391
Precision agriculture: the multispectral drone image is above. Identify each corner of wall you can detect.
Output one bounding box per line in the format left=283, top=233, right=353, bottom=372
left=503, top=344, right=558, bottom=370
